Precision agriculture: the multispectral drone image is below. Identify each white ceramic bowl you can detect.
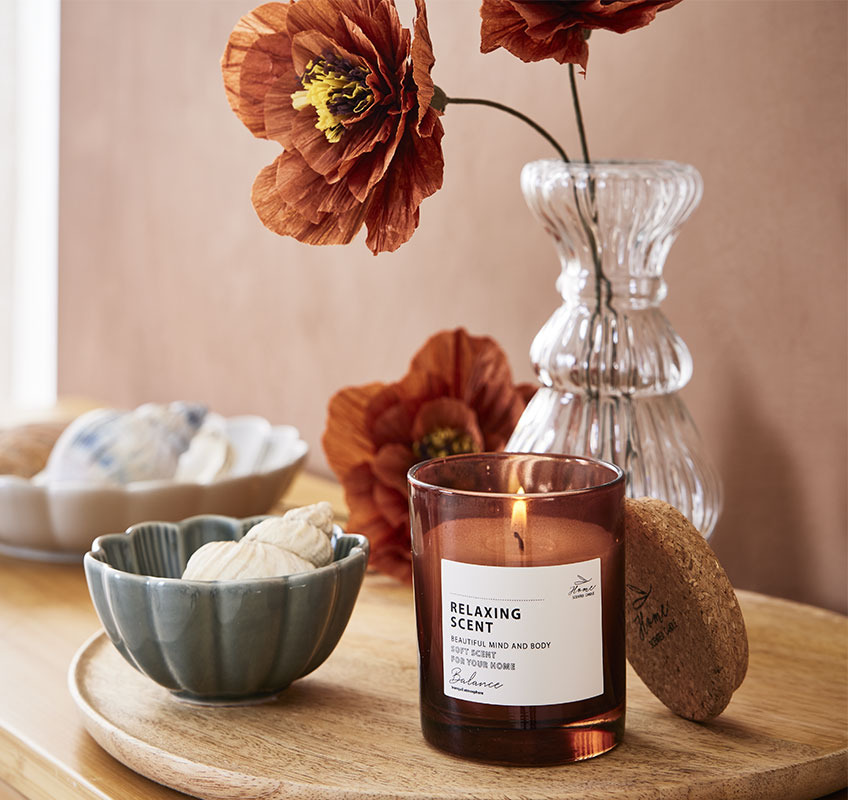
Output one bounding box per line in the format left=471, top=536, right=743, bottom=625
left=0, top=416, right=308, bottom=561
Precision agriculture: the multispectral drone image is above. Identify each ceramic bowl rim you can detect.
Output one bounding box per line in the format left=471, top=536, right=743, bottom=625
left=84, top=514, right=368, bottom=588
left=0, top=419, right=310, bottom=559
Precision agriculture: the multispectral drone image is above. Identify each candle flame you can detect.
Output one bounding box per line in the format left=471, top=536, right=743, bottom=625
left=512, top=488, right=527, bottom=530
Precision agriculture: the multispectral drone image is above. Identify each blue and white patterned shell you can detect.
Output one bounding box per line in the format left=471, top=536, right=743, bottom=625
left=43, top=402, right=207, bottom=484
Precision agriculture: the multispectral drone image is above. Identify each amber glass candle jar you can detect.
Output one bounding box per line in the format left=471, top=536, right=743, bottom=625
left=408, top=453, right=625, bottom=765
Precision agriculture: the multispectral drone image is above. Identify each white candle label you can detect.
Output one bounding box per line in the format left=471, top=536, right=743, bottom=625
left=440, top=558, right=603, bottom=706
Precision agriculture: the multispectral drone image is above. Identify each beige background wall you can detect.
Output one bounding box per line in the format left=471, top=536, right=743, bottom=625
left=58, top=0, right=847, bottom=612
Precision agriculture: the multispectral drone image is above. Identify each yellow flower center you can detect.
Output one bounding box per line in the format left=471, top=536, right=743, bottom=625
left=413, top=428, right=478, bottom=461
left=291, top=54, right=373, bottom=143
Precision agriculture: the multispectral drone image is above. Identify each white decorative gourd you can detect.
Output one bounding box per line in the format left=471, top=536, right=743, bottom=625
left=181, top=503, right=337, bottom=581
left=182, top=539, right=315, bottom=581
left=244, top=516, right=333, bottom=567
left=282, top=501, right=335, bottom=536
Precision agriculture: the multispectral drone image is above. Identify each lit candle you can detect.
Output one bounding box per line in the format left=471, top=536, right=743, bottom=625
left=512, top=489, right=526, bottom=553
left=409, top=453, right=625, bottom=766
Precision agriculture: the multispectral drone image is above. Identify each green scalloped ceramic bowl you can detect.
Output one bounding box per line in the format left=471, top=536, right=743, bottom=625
left=83, top=514, right=369, bottom=704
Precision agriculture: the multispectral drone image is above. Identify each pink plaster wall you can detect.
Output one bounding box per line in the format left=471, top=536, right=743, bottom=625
left=57, top=0, right=847, bottom=612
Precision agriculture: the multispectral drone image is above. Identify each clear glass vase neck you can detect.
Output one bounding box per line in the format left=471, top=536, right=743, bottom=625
left=522, top=159, right=703, bottom=309
left=521, top=159, right=703, bottom=398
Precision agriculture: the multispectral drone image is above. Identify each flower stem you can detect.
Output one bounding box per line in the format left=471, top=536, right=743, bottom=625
left=566, top=67, right=612, bottom=346
left=568, top=64, right=590, bottom=164
left=444, top=96, right=569, bottom=162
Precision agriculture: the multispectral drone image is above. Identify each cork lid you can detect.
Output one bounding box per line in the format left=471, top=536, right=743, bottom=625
left=624, top=498, right=748, bottom=721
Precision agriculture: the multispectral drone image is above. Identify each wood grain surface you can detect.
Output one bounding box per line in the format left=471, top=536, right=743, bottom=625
left=0, top=470, right=845, bottom=800
left=68, top=580, right=847, bottom=800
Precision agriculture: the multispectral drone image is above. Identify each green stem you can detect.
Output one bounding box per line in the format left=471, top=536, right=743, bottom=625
left=444, top=96, right=569, bottom=162
left=568, top=64, right=590, bottom=164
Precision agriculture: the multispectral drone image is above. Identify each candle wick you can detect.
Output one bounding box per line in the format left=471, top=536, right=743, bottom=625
left=513, top=531, right=525, bottom=551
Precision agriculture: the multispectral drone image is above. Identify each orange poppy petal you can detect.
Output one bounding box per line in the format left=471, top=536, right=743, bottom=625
left=480, top=0, right=682, bottom=70
left=222, top=3, right=292, bottom=137
left=363, top=123, right=444, bottom=254
left=359, top=513, right=412, bottom=582
left=364, top=385, right=410, bottom=441
left=395, top=370, right=450, bottom=406
left=401, top=328, right=527, bottom=450
left=373, top=442, right=415, bottom=495
left=323, top=382, right=386, bottom=480
left=369, top=403, right=414, bottom=450
left=344, top=471, right=411, bottom=584
left=416, top=105, right=440, bottom=140
left=224, top=0, right=444, bottom=255
left=340, top=125, right=405, bottom=203
left=411, top=0, right=436, bottom=127
left=252, top=156, right=368, bottom=244
left=275, top=151, right=361, bottom=223
left=369, top=543, right=412, bottom=584
left=461, top=341, right=528, bottom=448
left=480, top=0, right=588, bottom=68
left=323, top=326, right=534, bottom=582
left=287, top=0, right=406, bottom=75
left=336, top=0, right=409, bottom=74
left=343, top=464, right=393, bottom=531
left=288, top=96, right=398, bottom=191
left=536, top=1, right=684, bottom=36
left=350, top=510, right=393, bottom=547
left=261, top=67, right=303, bottom=147
left=251, top=159, right=310, bottom=236
left=373, top=482, right=409, bottom=529
left=406, top=328, right=480, bottom=396
left=343, top=462, right=378, bottom=498
left=464, top=346, right=521, bottom=413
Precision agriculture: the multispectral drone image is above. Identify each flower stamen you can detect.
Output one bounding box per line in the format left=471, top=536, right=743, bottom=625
left=292, top=53, right=373, bottom=143
left=413, top=427, right=479, bottom=461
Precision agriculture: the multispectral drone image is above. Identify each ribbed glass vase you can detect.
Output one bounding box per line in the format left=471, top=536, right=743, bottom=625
left=507, top=160, right=722, bottom=538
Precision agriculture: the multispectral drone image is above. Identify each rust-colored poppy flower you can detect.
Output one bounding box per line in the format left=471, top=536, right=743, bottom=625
left=322, top=329, right=535, bottom=582
left=222, top=0, right=444, bottom=255
left=480, top=0, right=683, bottom=72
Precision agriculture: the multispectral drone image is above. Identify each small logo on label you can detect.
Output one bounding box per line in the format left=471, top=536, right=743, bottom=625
left=569, top=574, right=596, bottom=598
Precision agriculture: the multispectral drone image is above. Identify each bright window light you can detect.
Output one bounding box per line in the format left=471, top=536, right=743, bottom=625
left=9, top=0, right=60, bottom=409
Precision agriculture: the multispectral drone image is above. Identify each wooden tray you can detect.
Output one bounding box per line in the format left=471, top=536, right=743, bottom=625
left=68, top=577, right=847, bottom=800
